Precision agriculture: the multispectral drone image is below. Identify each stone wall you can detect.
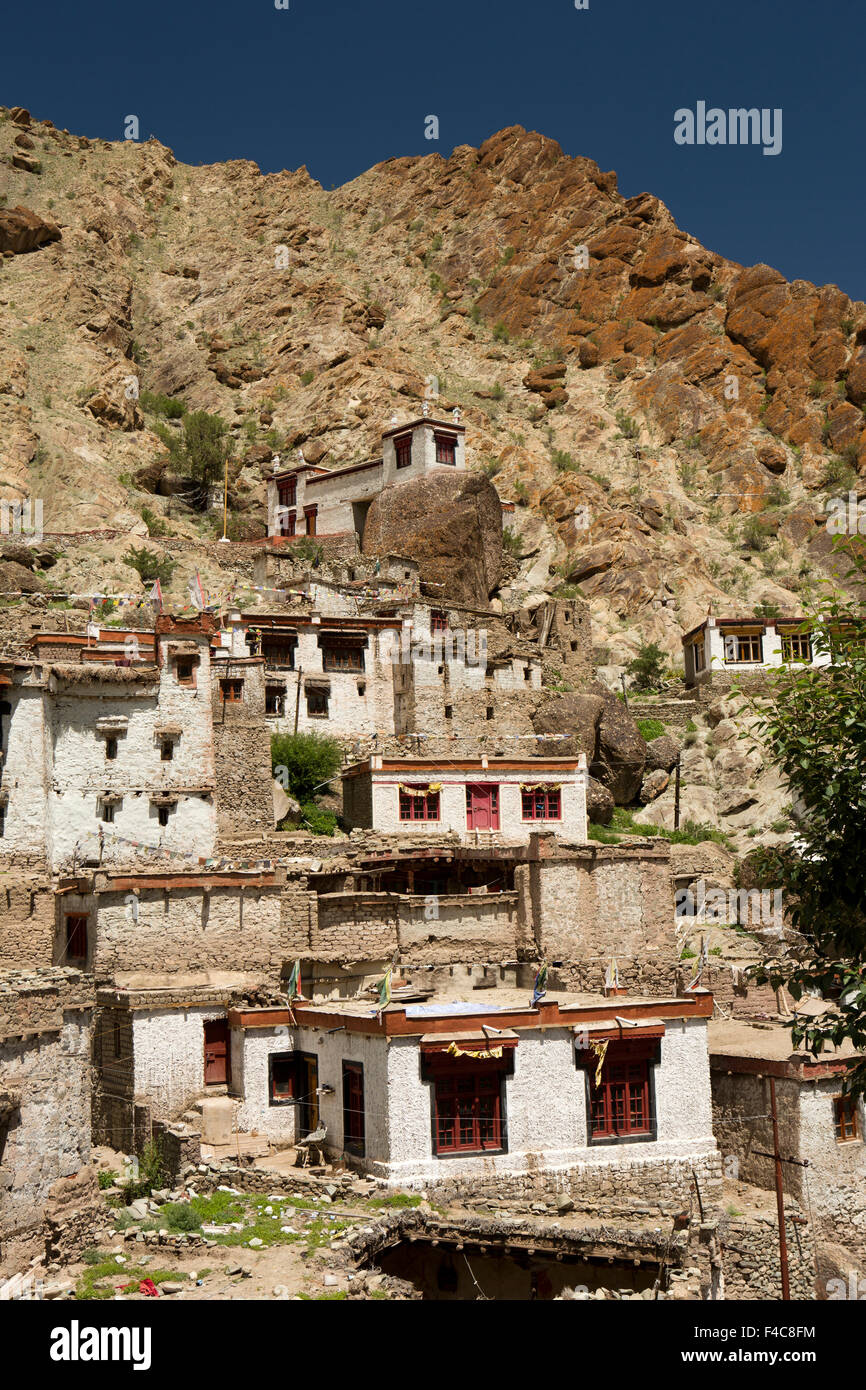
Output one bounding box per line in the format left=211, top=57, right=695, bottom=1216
left=308, top=891, right=523, bottom=965
left=82, top=877, right=285, bottom=982
left=210, top=658, right=275, bottom=841
left=0, top=968, right=96, bottom=1274
left=719, top=1204, right=816, bottom=1300
left=0, top=874, right=55, bottom=969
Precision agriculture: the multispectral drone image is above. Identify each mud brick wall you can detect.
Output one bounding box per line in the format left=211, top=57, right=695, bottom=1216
left=210, top=660, right=274, bottom=840
left=91, top=883, right=285, bottom=982
left=628, top=698, right=701, bottom=730
left=310, top=891, right=522, bottom=965
left=524, top=844, right=677, bottom=992
left=0, top=877, right=56, bottom=969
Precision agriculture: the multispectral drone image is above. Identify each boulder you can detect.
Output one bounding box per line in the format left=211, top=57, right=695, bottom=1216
left=0, top=205, right=61, bottom=255
left=531, top=693, right=604, bottom=760
left=590, top=684, right=647, bottom=804
left=586, top=775, right=615, bottom=825
left=639, top=769, right=670, bottom=803
left=644, top=734, right=681, bottom=772
left=363, top=470, right=502, bottom=606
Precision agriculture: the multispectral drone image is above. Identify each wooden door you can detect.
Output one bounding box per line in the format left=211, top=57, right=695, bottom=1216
left=204, top=1020, right=230, bottom=1086
left=342, top=1061, right=365, bottom=1156
left=297, top=1053, right=319, bottom=1136
left=465, top=783, right=500, bottom=831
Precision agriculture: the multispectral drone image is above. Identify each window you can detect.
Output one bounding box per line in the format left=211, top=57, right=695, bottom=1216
left=278, top=478, right=297, bottom=508
left=105, top=737, right=118, bottom=760
left=395, top=434, right=412, bottom=469
left=834, top=1094, right=860, bottom=1142
left=270, top=1053, right=297, bottom=1105
left=587, top=1051, right=654, bottom=1139
left=342, top=1062, right=365, bottom=1157
left=434, top=432, right=457, bottom=465
left=322, top=645, right=364, bottom=673
left=306, top=689, right=329, bottom=718
left=723, top=632, right=762, bottom=664
left=522, top=788, right=561, bottom=821
left=160, top=739, right=174, bottom=762
left=266, top=686, right=284, bottom=716
left=433, top=1070, right=504, bottom=1155
left=430, top=610, right=448, bottom=634
left=220, top=679, right=244, bottom=703
left=693, top=639, right=706, bottom=672
left=263, top=637, right=296, bottom=668
left=524, top=666, right=532, bottom=681
left=357, top=681, right=366, bottom=696
left=100, top=800, right=116, bottom=823
left=486, top=707, right=494, bottom=720
left=0, top=803, right=5, bottom=838
left=176, top=659, right=195, bottom=686
left=399, top=788, right=440, bottom=821
left=781, top=632, right=812, bottom=663
left=304, top=505, right=317, bottom=536
left=65, top=915, right=88, bottom=963
left=444, top=705, right=453, bottom=720
left=157, top=805, right=171, bottom=827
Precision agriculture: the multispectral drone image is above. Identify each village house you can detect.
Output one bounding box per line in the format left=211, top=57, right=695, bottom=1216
left=0, top=614, right=274, bottom=873
left=682, top=614, right=829, bottom=688
left=709, top=1018, right=866, bottom=1267
left=225, top=983, right=720, bottom=1209
left=266, top=413, right=466, bottom=543
left=340, top=756, right=588, bottom=844
left=0, top=967, right=96, bottom=1275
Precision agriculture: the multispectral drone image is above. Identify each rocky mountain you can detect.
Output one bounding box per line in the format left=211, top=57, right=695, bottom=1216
left=1, top=104, right=864, bottom=847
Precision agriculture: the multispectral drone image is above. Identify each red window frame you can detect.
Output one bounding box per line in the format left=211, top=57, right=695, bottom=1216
left=278, top=478, right=297, bottom=508
left=220, top=679, right=244, bottom=703
left=395, top=434, right=412, bottom=469
left=433, top=1069, right=504, bottom=1155
left=521, top=788, right=561, bottom=821
left=399, top=789, right=440, bottom=821
left=434, top=432, right=457, bottom=465
left=430, top=610, right=448, bottom=634
left=834, top=1094, right=860, bottom=1142
left=588, top=1048, right=654, bottom=1139
left=65, top=914, right=88, bottom=962
left=304, top=506, right=318, bottom=536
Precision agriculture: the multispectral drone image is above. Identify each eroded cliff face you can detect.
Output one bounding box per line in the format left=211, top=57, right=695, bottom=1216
left=0, top=107, right=862, bottom=692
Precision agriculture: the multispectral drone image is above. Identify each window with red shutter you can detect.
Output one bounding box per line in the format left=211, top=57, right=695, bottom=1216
left=521, top=788, right=561, bottom=821
left=581, top=1042, right=656, bottom=1141
left=433, top=1070, right=504, bottom=1155
left=395, top=434, right=412, bottom=469
left=399, top=789, right=439, bottom=821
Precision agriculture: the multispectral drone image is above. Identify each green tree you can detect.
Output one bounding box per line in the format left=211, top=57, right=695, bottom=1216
left=746, top=542, right=866, bottom=1091
left=271, top=732, right=343, bottom=804
left=178, top=410, right=234, bottom=487
left=124, top=546, right=176, bottom=586
left=626, top=642, right=668, bottom=692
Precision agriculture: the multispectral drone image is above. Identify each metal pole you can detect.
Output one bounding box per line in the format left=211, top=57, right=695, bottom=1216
left=294, top=666, right=303, bottom=735
left=769, top=1076, right=791, bottom=1300
left=674, top=755, right=681, bottom=830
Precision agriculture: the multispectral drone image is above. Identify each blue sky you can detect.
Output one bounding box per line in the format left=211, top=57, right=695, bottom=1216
left=3, top=0, right=864, bottom=298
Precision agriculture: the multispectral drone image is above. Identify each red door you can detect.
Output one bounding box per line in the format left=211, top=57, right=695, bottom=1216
left=204, top=1020, right=230, bottom=1086
left=465, top=784, right=500, bottom=831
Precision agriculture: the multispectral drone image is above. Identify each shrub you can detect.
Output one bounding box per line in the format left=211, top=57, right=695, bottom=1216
left=139, top=390, right=186, bottom=419
left=97, top=1169, right=118, bottom=1190
left=271, top=732, right=342, bottom=804
left=636, top=718, right=665, bottom=741
left=626, top=642, right=668, bottom=692
left=502, top=526, right=523, bottom=559
left=163, top=1202, right=202, bottom=1232
left=742, top=517, right=771, bottom=552
left=177, top=410, right=233, bottom=487
left=513, top=480, right=528, bottom=505
left=300, top=370, right=315, bottom=386
left=493, top=321, right=509, bottom=342
left=140, top=506, right=170, bottom=538
left=551, top=449, right=578, bottom=472
left=290, top=538, right=323, bottom=564
left=300, top=802, right=338, bottom=836
left=615, top=410, right=639, bottom=439
left=124, top=546, right=176, bottom=585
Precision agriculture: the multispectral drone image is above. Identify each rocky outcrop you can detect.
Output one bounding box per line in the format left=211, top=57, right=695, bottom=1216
left=645, top=735, right=681, bottom=773
left=0, top=205, right=60, bottom=255
left=362, top=471, right=502, bottom=606
left=531, top=686, right=646, bottom=805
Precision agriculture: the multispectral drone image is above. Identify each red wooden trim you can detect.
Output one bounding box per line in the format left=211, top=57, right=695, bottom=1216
left=104, top=873, right=276, bottom=891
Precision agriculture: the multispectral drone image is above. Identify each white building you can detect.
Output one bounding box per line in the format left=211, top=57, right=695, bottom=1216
left=266, top=414, right=466, bottom=542
left=682, top=614, right=830, bottom=687
left=226, top=986, right=719, bottom=1198
left=0, top=617, right=220, bottom=872
left=341, top=756, right=588, bottom=844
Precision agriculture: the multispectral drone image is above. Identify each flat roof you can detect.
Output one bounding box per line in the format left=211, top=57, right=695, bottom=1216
left=708, top=1018, right=861, bottom=1077
left=343, top=757, right=584, bottom=779
left=681, top=616, right=809, bottom=642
